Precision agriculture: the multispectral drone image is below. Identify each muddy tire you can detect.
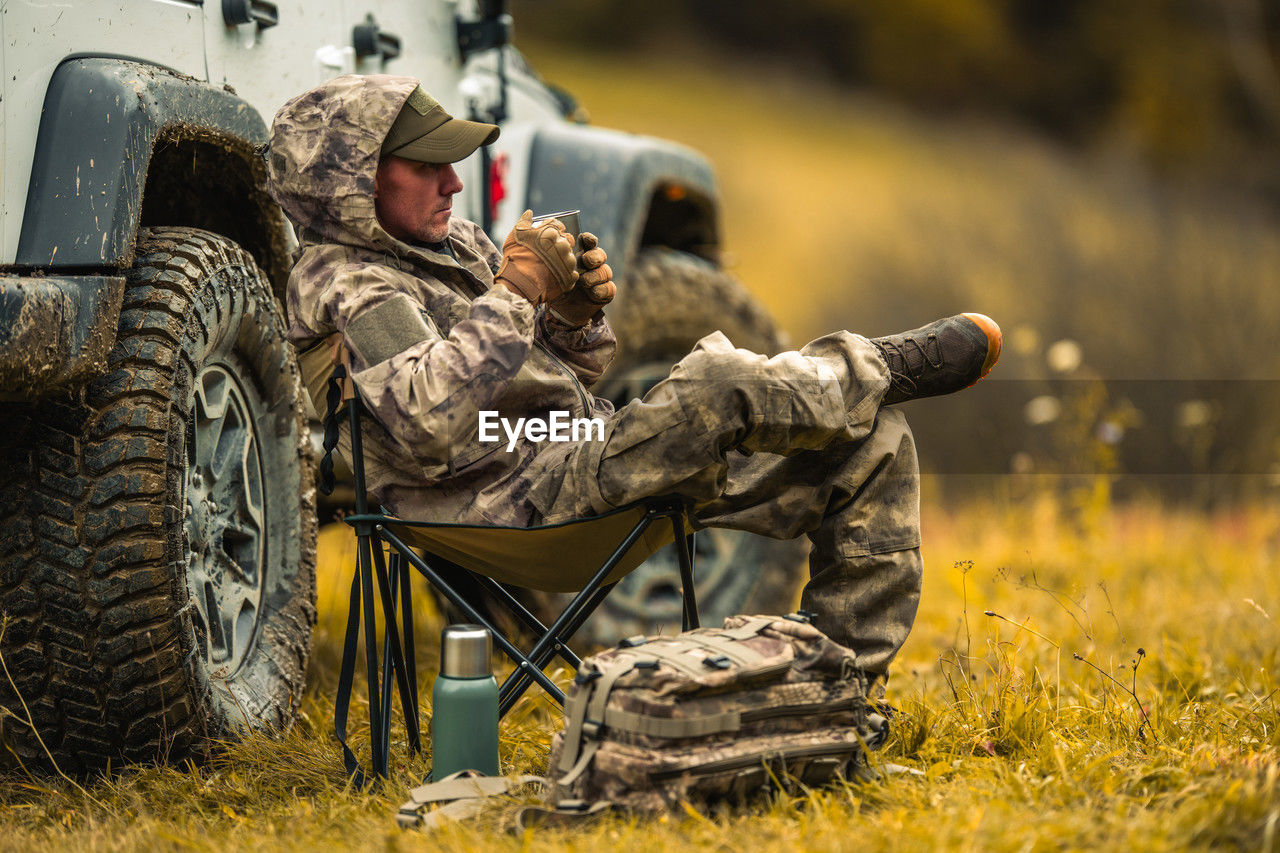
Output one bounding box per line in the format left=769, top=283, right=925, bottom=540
left=572, top=248, right=809, bottom=642
left=0, top=227, right=316, bottom=774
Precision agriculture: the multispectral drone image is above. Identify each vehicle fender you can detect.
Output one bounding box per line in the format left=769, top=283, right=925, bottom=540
left=0, top=274, right=125, bottom=399
left=523, top=122, right=720, bottom=281
left=16, top=57, right=273, bottom=269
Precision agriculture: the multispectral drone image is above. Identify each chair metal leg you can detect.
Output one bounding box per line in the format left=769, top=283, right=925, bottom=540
left=373, top=542, right=419, bottom=761
left=684, top=532, right=699, bottom=628
left=378, top=548, right=395, bottom=759
left=469, top=573, right=583, bottom=671
left=382, top=528, right=568, bottom=704
left=334, top=570, right=368, bottom=785
left=345, top=401, right=390, bottom=778
left=672, top=512, right=700, bottom=631
left=355, top=531, right=385, bottom=778
left=496, top=512, right=658, bottom=712
left=379, top=600, right=394, bottom=761
left=496, top=505, right=700, bottom=714
left=553, top=582, right=615, bottom=660
left=496, top=580, right=616, bottom=718
left=395, top=552, right=421, bottom=753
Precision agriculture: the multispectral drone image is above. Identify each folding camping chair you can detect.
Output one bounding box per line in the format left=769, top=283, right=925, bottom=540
left=323, top=379, right=700, bottom=784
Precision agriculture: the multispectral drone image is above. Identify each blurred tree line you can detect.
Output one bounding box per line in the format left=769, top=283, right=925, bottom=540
left=513, top=0, right=1280, bottom=505
left=514, top=0, right=1280, bottom=195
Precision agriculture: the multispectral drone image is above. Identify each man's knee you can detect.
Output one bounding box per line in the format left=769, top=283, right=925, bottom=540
left=822, top=408, right=920, bottom=557
left=669, top=331, right=852, bottom=453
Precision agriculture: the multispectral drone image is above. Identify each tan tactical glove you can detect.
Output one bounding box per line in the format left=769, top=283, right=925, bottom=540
left=547, top=232, right=615, bottom=326
left=496, top=210, right=579, bottom=306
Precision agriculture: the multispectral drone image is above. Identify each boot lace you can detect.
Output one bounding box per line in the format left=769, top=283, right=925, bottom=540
left=880, top=333, right=943, bottom=394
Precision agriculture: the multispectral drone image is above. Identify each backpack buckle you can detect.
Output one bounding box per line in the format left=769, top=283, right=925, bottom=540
left=573, top=669, right=602, bottom=686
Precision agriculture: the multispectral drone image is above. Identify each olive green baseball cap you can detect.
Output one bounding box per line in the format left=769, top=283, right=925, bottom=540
left=381, top=86, right=499, bottom=163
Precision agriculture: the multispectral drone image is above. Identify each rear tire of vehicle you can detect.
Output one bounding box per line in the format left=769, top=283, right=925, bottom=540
left=0, top=227, right=316, bottom=774
left=539, top=248, right=810, bottom=644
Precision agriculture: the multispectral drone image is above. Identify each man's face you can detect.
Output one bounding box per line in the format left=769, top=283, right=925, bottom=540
left=374, top=155, right=464, bottom=244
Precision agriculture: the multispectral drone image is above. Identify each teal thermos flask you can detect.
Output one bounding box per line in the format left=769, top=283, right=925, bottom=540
left=431, top=624, right=500, bottom=778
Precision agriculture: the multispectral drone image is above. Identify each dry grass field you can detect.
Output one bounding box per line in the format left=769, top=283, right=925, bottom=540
left=4, top=45, right=1280, bottom=852
left=2, top=494, right=1278, bottom=850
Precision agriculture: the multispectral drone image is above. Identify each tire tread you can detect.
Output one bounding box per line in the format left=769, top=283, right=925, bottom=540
left=0, top=227, right=315, bottom=774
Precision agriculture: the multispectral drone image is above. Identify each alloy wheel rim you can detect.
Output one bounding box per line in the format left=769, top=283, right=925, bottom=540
left=184, top=363, right=267, bottom=680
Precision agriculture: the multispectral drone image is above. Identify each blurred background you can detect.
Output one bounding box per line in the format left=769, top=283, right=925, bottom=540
left=510, top=0, right=1280, bottom=505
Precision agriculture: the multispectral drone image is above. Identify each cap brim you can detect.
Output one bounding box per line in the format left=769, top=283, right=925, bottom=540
left=388, top=117, right=500, bottom=164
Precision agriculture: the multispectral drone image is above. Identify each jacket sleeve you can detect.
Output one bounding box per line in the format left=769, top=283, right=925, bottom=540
left=323, top=264, right=535, bottom=466
left=536, top=309, right=618, bottom=389
left=466, top=216, right=618, bottom=387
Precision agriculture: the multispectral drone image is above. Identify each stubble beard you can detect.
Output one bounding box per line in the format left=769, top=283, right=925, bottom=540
left=422, top=210, right=451, bottom=244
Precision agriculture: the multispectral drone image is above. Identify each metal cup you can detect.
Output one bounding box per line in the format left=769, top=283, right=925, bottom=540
left=531, top=209, right=581, bottom=251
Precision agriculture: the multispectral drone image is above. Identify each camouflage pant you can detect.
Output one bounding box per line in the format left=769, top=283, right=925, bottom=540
left=525, top=329, right=922, bottom=675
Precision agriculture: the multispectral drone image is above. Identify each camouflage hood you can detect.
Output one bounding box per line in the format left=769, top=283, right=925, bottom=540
left=266, top=74, right=418, bottom=253
left=265, top=76, right=620, bottom=529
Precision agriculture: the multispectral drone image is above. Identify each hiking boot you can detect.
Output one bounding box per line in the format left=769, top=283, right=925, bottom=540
left=872, top=313, right=1002, bottom=405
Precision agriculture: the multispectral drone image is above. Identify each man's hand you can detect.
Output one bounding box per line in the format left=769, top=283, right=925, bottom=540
left=496, top=210, right=579, bottom=306
left=548, top=232, right=615, bottom=326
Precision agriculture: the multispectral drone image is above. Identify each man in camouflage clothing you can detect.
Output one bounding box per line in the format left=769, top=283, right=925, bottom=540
left=267, top=75, right=1001, bottom=678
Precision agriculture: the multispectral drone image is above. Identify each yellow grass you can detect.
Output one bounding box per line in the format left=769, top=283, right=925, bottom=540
left=3, top=493, right=1278, bottom=850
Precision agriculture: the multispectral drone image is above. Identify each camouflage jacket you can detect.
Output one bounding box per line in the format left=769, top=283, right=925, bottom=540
left=266, top=75, right=616, bottom=525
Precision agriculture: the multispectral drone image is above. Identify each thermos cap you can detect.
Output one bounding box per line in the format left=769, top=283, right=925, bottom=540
left=440, top=624, right=492, bottom=678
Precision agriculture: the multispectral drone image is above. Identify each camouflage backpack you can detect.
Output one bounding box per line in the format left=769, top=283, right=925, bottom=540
left=543, top=612, right=888, bottom=813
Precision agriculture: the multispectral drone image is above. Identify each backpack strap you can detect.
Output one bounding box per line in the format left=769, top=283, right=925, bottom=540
left=514, top=799, right=613, bottom=830
left=396, top=771, right=544, bottom=830
left=625, top=634, right=765, bottom=674
left=687, top=632, right=765, bottom=666
left=614, top=643, right=704, bottom=677
left=717, top=615, right=776, bottom=640
left=601, top=706, right=742, bottom=739
left=556, top=658, right=636, bottom=781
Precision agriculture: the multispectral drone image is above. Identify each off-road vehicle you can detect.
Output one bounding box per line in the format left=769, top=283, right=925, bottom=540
left=0, top=0, right=804, bottom=772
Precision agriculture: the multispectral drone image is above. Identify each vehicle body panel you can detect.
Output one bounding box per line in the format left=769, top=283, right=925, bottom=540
left=2, top=0, right=206, bottom=262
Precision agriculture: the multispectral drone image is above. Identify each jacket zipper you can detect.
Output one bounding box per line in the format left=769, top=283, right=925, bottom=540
left=532, top=338, right=593, bottom=417
left=648, top=741, right=860, bottom=781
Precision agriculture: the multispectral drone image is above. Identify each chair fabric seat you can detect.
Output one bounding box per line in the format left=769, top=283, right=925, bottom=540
left=385, top=506, right=678, bottom=593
